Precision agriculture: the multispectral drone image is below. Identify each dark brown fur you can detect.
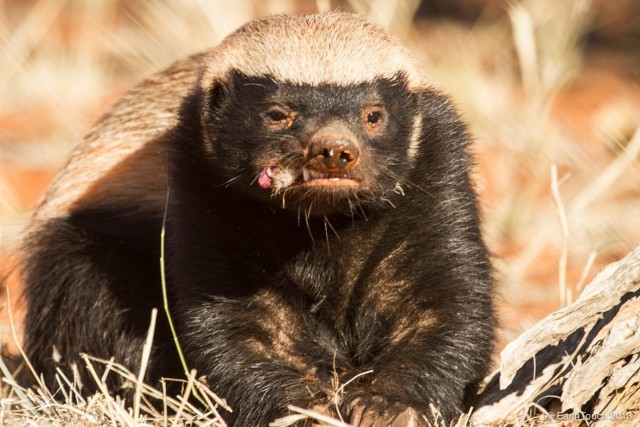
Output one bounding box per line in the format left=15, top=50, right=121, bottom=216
left=19, top=13, right=496, bottom=426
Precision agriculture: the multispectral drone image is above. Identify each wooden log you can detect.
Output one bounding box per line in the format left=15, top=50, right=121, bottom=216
left=472, top=245, right=640, bottom=425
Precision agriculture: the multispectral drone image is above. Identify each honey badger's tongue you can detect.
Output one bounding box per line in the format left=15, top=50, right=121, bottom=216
left=258, top=166, right=297, bottom=191
left=258, top=167, right=276, bottom=189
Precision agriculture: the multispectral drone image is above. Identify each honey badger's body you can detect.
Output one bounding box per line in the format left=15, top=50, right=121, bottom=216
left=21, top=13, right=495, bottom=426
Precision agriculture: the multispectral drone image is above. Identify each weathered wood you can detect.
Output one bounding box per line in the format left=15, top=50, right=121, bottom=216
left=472, top=245, right=640, bottom=424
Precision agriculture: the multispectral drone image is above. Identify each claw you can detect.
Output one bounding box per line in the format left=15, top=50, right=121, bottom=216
left=349, top=403, right=365, bottom=426
left=391, top=408, right=419, bottom=427
left=348, top=400, right=421, bottom=427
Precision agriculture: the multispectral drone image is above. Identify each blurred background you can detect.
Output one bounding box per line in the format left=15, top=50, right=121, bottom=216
left=0, top=0, right=639, bottom=357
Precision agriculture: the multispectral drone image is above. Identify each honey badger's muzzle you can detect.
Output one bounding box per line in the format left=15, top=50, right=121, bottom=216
left=258, top=122, right=362, bottom=191
left=301, top=123, right=360, bottom=185
left=306, top=133, right=359, bottom=175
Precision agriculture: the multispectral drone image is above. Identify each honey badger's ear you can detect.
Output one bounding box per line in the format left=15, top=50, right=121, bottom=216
left=194, top=79, right=229, bottom=154
left=197, top=73, right=231, bottom=152
left=200, top=76, right=229, bottom=124
left=411, top=88, right=472, bottom=172
left=199, top=70, right=257, bottom=125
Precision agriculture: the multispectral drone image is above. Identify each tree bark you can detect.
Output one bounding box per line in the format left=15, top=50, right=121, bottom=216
left=472, top=245, right=640, bottom=425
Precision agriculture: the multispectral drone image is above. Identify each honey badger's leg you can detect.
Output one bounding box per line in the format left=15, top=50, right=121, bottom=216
left=164, top=123, right=343, bottom=424
left=21, top=215, right=179, bottom=395
left=340, top=92, right=496, bottom=425
left=178, top=294, right=338, bottom=426
left=344, top=246, right=494, bottom=425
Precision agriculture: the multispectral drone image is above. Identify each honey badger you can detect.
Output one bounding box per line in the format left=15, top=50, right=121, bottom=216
left=20, top=12, right=495, bottom=426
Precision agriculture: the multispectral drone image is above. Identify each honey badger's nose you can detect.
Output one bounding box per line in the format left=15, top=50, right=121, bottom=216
left=307, top=138, right=359, bottom=172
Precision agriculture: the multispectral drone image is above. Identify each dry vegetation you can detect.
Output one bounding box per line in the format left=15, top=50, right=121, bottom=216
left=0, top=0, right=639, bottom=425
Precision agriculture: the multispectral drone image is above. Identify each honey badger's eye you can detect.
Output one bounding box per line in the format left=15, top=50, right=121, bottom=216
left=267, top=109, right=288, bottom=122
left=367, top=111, right=382, bottom=124
left=362, top=106, right=385, bottom=136
left=265, top=107, right=294, bottom=130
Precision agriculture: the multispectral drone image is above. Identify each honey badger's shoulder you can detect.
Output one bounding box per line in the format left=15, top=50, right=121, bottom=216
left=34, top=53, right=204, bottom=222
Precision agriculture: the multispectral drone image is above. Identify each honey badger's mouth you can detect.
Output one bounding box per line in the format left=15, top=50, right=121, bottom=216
left=301, top=166, right=360, bottom=187
left=258, top=165, right=360, bottom=191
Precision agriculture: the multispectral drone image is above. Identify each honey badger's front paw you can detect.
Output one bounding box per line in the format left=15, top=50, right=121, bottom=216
left=347, top=398, right=424, bottom=427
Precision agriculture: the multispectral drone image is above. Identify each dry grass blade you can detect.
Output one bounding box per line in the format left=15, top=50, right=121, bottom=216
left=275, top=405, right=353, bottom=427
left=0, top=355, right=34, bottom=412
left=81, top=354, right=135, bottom=426
left=509, top=4, right=538, bottom=96
left=0, top=0, right=68, bottom=86
left=571, top=124, right=640, bottom=215
left=192, top=379, right=232, bottom=423
left=173, top=369, right=196, bottom=424
left=550, top=164, right=570, bottom=306
left=4, top=285, right=47, bottom=405
left=0, top=349, right=230, bottom=426
left=333, top=369, right=374, bottom=423
left=134, top=308, right=158, bottom=424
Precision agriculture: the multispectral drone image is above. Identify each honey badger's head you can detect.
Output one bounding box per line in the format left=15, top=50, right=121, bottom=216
left=197, top=13, right=430, bottom=215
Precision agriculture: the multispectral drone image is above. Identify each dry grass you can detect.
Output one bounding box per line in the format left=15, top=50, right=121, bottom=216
left=408, top=0, right=640, bottom=339
left=0, top=0, right=639, bottom=425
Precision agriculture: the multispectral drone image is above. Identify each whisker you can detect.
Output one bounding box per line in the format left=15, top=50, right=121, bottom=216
left=262, top=134, right=298, bottom=144
left=379, top=165, right=434, bottom=198
left=304, top=204, right=315, bottom=244
left=381, top=197, right=396, bottom=208
left=242, top=82, right=266, bottom=88
left=323, top=215, right=331, bottom=255
left=352, top=194, right=368, bottom=221
left=249, top=172, right=261, bottom=186
left=213, top=173, right=245, bottom=188
left=324, top=215, right=341, bottom=241
left=346, top=196, right=356, bottom=226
